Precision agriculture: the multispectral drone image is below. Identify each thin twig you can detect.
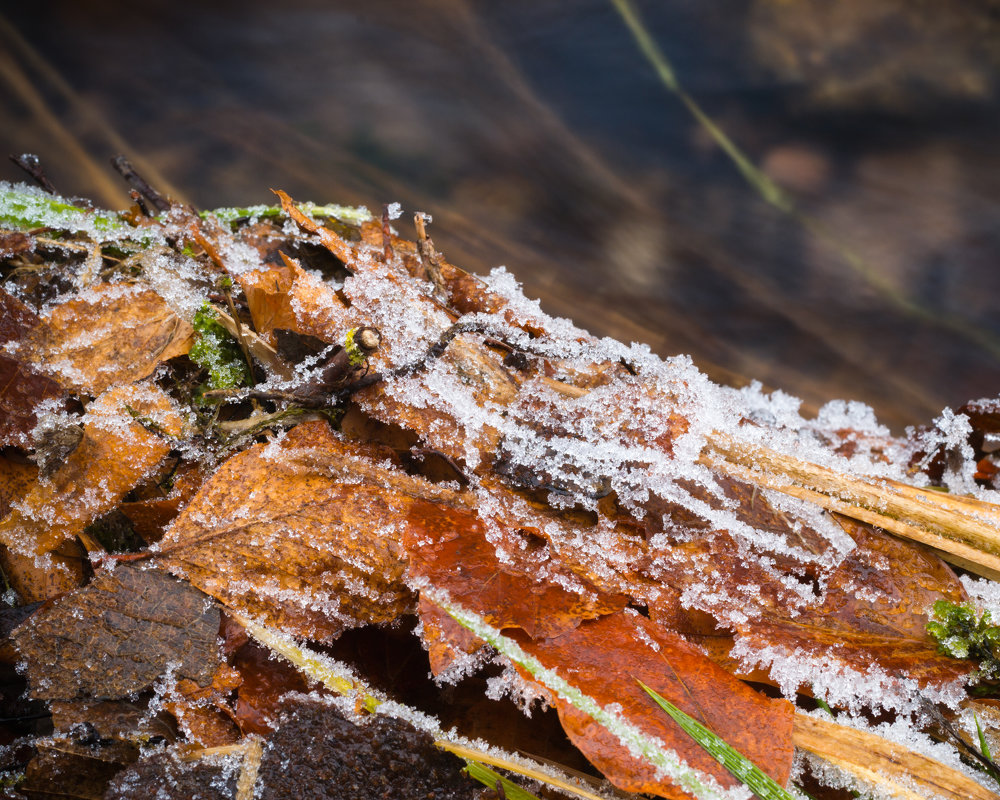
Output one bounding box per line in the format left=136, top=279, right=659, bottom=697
left=8, top=153, right=57, bottom=194
left=110, top=155, right=170, bottom=214
left=381, top=204, right=395, bottom=263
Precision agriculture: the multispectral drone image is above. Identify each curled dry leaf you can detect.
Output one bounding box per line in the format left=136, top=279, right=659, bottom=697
left=513, top=609, right=795, bottom=799
left=12, top=563, right=219, bottom=700
left=0, top=382, right=185, bottom=601
left=155, top=419, right=466, bottom=639
left=239, top=256, right=354, bottom=347
left=29, top=281, right=194, bottom=395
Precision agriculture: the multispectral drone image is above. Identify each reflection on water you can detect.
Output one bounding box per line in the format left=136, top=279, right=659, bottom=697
left=1, top=0, right=999, bottom=430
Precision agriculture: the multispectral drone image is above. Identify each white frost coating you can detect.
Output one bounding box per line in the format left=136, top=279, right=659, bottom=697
left=961, top=575, right=1000, bottom=619
left=386, top=202, right=403, bottom=220
left=422, top=587, right=752, bottom=800
left=729, top=637, right=969, bottom=716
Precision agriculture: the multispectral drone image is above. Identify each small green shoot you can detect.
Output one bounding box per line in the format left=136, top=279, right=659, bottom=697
left=190, top=303, right=252, bottom=390
left=638, top=681, right=801, bottom=800
left=813, top=696, right=834, bottom=718
left=970, top=713, right=1000, bottom=786
left=463, top=760, right=541, bottom=800
left=976, top=714, right=993, bottom=761
left=926, top=599, right=1000, bottom=679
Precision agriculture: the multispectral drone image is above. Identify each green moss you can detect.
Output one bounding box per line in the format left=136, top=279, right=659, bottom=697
left=0, top=185, right=124, bottom=233
left=927, top=599, right=1000, bottom=679
left=190, top=303, right=251, bottom=390
left=344, top=327, right=367, bottom=368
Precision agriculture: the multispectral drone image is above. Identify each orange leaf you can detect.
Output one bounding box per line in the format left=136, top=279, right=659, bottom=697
left=155, top=420, right=468, bottom=639
left=404, top=503, right=628, bottom=644
left=30, top=282, right=194, bottom=395
left=239, top=256, right=354, bottom=345
left=515, top=609, right=795, bottom=799
left=0, top=383, right=183, bottom=600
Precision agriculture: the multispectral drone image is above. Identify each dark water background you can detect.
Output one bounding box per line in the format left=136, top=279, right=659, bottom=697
left=2, top=0, right=999, bottom=431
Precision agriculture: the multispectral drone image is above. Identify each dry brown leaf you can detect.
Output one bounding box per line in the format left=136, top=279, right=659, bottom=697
left=21, top=736, right=138, bottom=800
left=0, top=383, right=184, bottom=595
left=239, top=257, right=354, bottom=346
left=50, top=699, right=175, bottom=743
left=165, top=702, right=243, bottom=748
left=30, top=282, right=194, bottom=395
left=355, top=334, right=521, bottom=466
left=156, top=419, right=467, bottom=639
left=13, top=563, right=220, bottom=700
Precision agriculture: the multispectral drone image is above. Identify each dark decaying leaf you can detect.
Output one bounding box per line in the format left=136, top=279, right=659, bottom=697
left=513, top=609, right=795, bottom=799
left=255, top=699, right=476, bottom=800
left=49, top=699, right=175, bottom=743
left=21, top=736, right=138, bottom=800
left=13, top=563, right=219, bottom=700
left=156, top=419, right=467, bottom=639
left=104, top=749, right=238, bottom=800
left=0, top=289, right=66, bottom=448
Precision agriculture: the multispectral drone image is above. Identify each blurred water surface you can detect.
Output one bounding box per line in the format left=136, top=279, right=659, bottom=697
left=2, top=0, right=999, bottom=430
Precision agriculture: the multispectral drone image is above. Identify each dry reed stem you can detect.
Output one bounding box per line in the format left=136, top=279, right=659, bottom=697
left=434, top=741, right=609, bottom=800
left=704, top=434, right=1000, bottom=580
left=792, top=713, right=997, bottom=800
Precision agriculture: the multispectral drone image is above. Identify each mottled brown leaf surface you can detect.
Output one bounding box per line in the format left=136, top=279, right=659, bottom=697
left=13, top=563, right=219, bottom=700
left=156, top=419, right=466, bottom=639
left=29, top=282, right=193, bottom=395
left=515, top=609, right=795, bottom=799
left=256, top=699, right=476, bottom=800
left=50, top=699, right=175, bottom=742
left=0, top=383, right=184, bottom=598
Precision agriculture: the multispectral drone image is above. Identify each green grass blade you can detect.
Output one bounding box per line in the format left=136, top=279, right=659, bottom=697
left=463, top=760, right=542, bottom=800
left=976, top=713, right=993, bottom=761
left=637, top=681, right=800, bottom=800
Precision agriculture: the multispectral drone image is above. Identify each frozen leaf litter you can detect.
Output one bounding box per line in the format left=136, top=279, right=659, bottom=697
left=0, top=172, right=999, bottom=799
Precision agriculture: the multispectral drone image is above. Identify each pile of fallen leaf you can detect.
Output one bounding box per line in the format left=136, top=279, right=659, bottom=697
left=2, top=165, right=1000, bottom=800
